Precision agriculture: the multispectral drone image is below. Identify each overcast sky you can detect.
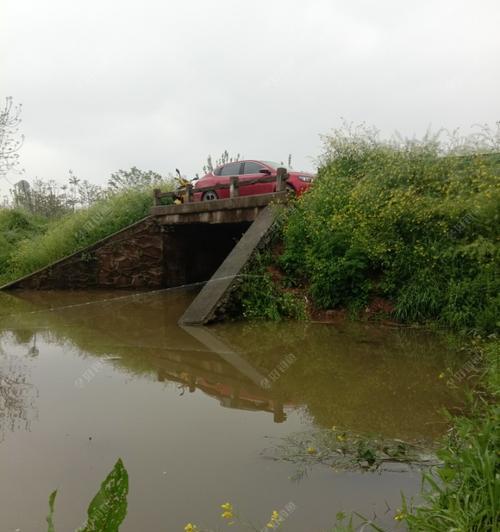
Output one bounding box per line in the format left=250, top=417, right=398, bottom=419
left=2, top=0, right=500, bottom=192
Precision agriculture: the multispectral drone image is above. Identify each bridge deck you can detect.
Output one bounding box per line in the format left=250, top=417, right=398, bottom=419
left=151, top=191, right=286, bottom=224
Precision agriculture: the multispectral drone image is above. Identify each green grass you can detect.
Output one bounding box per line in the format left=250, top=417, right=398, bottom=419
left=0, top=188, right=160, bottom=285
left=230, top=250, right=307, bottom=321
left=275, top=129, right=500, bottom=333
left=405, top=341, right=499, bottom=532
left=0, top=208, right=48, bottom=282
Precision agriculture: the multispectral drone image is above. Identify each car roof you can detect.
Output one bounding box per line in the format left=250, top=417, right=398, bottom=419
left=214, top=160, right=286, bottom=169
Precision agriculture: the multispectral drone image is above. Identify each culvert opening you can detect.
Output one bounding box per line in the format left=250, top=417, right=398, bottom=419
left=162, top=222, right=251, bottom=288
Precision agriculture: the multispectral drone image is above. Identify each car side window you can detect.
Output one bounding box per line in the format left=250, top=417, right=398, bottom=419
left=220, top=162, right=242, bottom=176
left=242, top=162, right=265, bottom=174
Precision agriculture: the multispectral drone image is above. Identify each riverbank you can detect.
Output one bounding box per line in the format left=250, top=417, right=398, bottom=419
left=230, top=128, right=499, bottom=530
left=233, top=129, right=499, bottom=332
left=403, top=339, right=499, bottom=532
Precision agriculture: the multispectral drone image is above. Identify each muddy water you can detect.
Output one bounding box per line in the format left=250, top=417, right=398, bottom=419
left=0, top=289, right=463, bottom=531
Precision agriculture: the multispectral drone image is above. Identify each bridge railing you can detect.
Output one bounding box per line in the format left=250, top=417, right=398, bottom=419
left=153, top=167, right=289, bottom=206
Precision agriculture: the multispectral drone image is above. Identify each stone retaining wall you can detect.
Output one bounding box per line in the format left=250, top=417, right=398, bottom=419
left=5, top=217, right=163, bottom=289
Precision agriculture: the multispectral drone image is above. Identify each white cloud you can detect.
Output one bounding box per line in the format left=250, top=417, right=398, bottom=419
left=1, top=0, right=499, bottom=193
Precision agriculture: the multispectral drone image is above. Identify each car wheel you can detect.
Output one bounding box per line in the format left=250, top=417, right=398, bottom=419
left=202, top=190, right=218, bottom=201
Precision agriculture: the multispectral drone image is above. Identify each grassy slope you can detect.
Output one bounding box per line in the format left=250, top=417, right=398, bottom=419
left=0, top=188, right=157, bottom=285
left=0, top=209, right=48, bottom=283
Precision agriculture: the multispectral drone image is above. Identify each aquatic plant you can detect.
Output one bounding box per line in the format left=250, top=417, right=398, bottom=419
left=45, top=462, right=292, bottom=531
left=264, top=427, right=440, bottom=482
left=330, top=511, right=385, bottom=532
left=328, top=340, right=500, bottom=531
left=46, top=458, right=129, bottom=532
left=183, top=501, right=296, bottom=531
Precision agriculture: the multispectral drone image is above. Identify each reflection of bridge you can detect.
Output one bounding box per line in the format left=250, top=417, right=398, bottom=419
left=175, top=324, right=289, bottom=421
left=156, top=364, right=286, bottom=423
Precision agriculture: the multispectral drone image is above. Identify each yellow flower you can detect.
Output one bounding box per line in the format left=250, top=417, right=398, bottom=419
left=220, top=502, right=235, bottom=523
left=438, top=372, right=445, bottom=379
left=306, top=446, right=317, bottom=454
left=336, top=433, right=346, bottom=442
left=266, top=509, right=281, bottom=528
left=184, top=524, right=198, bottom=532
left=394, top=509, right=406, bottom=521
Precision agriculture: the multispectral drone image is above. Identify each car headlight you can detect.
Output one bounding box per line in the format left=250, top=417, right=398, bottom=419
left=298, top=175, right=313, bottom=182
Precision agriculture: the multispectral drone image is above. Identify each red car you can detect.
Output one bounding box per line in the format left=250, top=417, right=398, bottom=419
left=193, top=160, right=315, bottom=201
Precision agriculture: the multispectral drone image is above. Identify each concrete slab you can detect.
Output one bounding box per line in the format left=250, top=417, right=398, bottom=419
left=178, top=205, right=278, bottom=325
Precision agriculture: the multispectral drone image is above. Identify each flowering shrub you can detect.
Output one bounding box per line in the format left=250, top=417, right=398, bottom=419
left=280, top=126, right=499, bottom=332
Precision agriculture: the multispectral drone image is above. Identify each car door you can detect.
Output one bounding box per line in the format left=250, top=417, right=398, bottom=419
left=217, top=162, right=243, bottom=199
left=239, top=161, right=274, bottom=196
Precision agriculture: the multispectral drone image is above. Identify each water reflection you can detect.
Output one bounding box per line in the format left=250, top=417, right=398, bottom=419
left=0, top=289, right=461, bottom=442
left=170, top=325, right=288, bottom=422
left=0, top=339, right=37, bottom=440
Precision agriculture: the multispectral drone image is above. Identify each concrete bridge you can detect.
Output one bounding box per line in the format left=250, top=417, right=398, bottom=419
left=1, top=172, right=289, bottom=325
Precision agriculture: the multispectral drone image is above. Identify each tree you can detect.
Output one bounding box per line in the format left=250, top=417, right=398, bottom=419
left=11, top=178, right=69, bottom=218
left=0, top=97, right=23, bottom=177
left=67, top=169, right=80, bottom=210
left=107, top=166, right=165, bottom=190
left=11, top=179, right=32, bottom=211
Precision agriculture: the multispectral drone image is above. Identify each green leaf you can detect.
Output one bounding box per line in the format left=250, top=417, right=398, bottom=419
left=46, top=490, right=57, bottom=532
left=79, top=458, right=129, bottom=532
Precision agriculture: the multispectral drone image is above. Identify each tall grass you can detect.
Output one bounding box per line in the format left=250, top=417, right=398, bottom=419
left=0, top=209, right=48, bottom=281
left=0, top=188, right=158, bottom=284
